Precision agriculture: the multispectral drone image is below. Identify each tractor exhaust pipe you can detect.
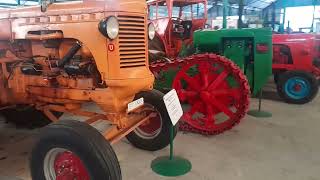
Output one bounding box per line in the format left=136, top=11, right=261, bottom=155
left=58, top=42, right=82, bottom=68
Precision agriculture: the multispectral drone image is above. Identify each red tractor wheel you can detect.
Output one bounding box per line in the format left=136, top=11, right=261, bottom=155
left=30, top=120, right=121, bottom=180
left=126, top=90, right=177, bottom=151
left=172, top=54, right=250, bottom=135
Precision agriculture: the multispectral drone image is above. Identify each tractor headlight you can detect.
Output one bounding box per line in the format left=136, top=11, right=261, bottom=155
left=99, top=16, right=119, bottom=40
left=148, top=23, right=156, bottom=40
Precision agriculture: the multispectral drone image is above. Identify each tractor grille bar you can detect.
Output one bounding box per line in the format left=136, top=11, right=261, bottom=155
left=118, top=15, right=146, bottom=68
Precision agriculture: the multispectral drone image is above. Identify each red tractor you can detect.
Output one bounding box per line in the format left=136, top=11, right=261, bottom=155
left=273, top=33, right=320, bottom=104
left=148, top=0, right=207, bottom=60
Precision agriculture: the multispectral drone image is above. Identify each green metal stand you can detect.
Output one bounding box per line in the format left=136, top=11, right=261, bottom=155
left=248, top=90, right=272, bottom=118
left=151, top=125, right=191, bottom=177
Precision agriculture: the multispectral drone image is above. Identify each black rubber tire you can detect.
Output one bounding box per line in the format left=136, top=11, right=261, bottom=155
left=1, top=106, right=62, bottom=129
left=276, top=71, right=319, bottom=104
left=126, top=90, right=177, bottom=151
left=30, top=120, right=121, bottom=180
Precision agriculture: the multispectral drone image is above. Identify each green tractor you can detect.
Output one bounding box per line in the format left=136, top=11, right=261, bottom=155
left=150, top=28, right=273, bottom=135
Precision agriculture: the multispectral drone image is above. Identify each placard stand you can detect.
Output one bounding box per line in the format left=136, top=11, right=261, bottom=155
left=248, top=90, right=272, bottom=118
left=151, top=89, right=191, bottom=177
left=151, top=125, right=191, bottom=177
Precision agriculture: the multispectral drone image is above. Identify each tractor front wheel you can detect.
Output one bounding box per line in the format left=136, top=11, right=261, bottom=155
left=172, top=54, right=250, bottom=135
left=126, top=90, right=177, bottom=151
left=30, top=120, right=121, bottom=180
left=277, top=71, right=319, bottom=104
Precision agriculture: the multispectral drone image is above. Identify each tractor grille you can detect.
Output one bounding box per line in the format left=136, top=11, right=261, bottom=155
left=118, top=15, right=146, bottom=68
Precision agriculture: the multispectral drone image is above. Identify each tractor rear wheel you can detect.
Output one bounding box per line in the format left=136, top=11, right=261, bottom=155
left=1, top=106, right=62, bottom=129
left=126, top=90, right=177, bottom=151
left=172, top=54, right=250, bottom=135
left=30, top=120, right=121, bottom=180
left=276, top=71, right=319, bottom=104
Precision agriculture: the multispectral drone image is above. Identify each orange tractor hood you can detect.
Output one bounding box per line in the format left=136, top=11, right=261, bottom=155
left=0, top=0, right=146, bottom=19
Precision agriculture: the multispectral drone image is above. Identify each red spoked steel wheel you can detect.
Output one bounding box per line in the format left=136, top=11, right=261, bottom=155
left=173, top=54, right=250, bottom=135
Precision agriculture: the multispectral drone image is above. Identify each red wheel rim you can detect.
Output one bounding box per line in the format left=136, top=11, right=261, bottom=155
left=294, top=84, right=302, bottom=92
left=54, top=151, right=90, bottom=180
left=134, top=105, right=162, bottom=139
left=173, top=54, right=250, bottom=134
left=44, top=148, right=90, bottom=180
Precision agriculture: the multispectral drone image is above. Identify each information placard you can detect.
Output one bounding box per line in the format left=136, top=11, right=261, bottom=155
left=163, top=89, right=183, bottom=126
left=127, top=98, right=144, bottom=112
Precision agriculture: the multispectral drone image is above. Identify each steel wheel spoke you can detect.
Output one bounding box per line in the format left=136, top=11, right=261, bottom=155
left=204, top=105, right=215, bottom=126
left=190, top=101, right=202, bottom=114
left=177, top=90, right=197, bottom=101
left=198, top=61, right=210, bottom=87
left=185, top=101, right=202, bottom=119
left=174, top=80, right=183, bottom=90
left=181, top=90, right=198, bottom=97
left=209, top=96, right=235, bottom=118
left=208, top=70, right=229, bottom=91
left=181, top=72, right=199, bottom=90
left=211, top=89, right=241, bottom=99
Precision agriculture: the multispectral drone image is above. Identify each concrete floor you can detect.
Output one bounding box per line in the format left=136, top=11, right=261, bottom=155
left=0, top=83, right=319, bottom=180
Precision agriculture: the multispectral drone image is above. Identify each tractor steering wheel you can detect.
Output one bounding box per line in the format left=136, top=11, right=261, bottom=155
left=171, top=18, right=184, bottom=34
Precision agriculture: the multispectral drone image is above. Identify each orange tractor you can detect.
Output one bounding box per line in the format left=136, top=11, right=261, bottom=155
left=0, top=0, right=174, bottom=179
left=148, top=0, right=208, bottom=60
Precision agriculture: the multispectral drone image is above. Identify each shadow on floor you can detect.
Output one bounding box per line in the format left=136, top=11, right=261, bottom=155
left=260, top=89, right=283, bottom=102
left=251, top=81, right=283, bottom=103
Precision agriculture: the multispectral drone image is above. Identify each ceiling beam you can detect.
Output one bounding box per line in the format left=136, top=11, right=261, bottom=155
left=208, top=0, right=273, bottom=10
